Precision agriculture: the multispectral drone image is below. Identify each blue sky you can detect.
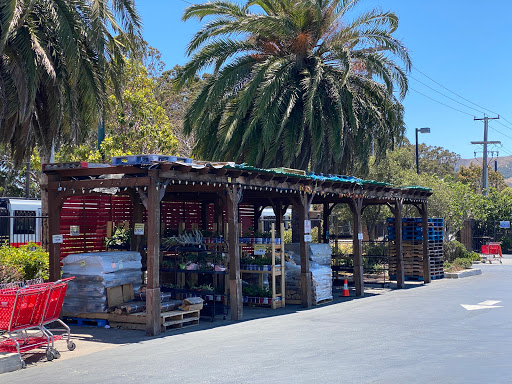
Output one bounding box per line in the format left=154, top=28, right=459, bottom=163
left=137, top=0, right=512, bottom=160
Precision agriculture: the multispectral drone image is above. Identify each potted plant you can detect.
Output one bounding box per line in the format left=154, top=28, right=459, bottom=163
left=105, top=226, right=131, bottom=251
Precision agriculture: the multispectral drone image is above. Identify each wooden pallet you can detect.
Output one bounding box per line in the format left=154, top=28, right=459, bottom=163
left=108, top=309, right=200, bottom=332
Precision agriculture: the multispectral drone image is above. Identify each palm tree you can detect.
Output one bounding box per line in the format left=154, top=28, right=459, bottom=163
left=0, top=0, right=142, bottom=164
left=178, top=0, right=410, bottom=174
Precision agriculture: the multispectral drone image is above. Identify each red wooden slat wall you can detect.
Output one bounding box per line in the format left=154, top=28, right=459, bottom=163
left=60, top=196, right=254, bottom=259
left=60, top=195, right=133, bottom=258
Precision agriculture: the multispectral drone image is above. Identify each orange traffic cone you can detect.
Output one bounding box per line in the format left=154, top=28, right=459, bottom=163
left=342, top=279, right=350, bottom=297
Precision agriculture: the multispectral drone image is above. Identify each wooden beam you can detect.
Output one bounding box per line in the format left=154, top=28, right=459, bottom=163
left=421, top=202, right=431, bottom=283
left=129, top=192, right=144, bottom=254
left=321, top=203, right=336, bottom=243
left=47, top=190, right=64, bottom=282
left=146, top=170, right=161, bottom=336
left=391, top=200, right=405, bottom=289
left=49, top=176, right=151, bottom=191
left=293, top=194, right=313, bottom=307
left=350, top=198, right=364, bottom=297
left=46, top=165, right=146, bottom=178
left=226, top=186, right=243, bottom=320
left=201, top=202, right=209, bottom=230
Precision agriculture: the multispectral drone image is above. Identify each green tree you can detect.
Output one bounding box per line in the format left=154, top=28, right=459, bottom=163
left=178, top=0, right=410, bottom=173
left=456, top=163, right=506, bottom=193
left=57, top=59, right=179, bottom=163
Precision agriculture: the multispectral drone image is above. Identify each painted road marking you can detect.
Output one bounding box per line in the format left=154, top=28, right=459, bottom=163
left=461, top=300, right=503, bottom=311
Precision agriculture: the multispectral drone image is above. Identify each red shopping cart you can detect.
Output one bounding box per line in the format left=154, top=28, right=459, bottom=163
left=39, top=278, right=76, bottom=357
left=481, top=242, right=503, bottom=264
left=0, top=286, right=51, bottom=368
left=0, top=278, right=76, bottom=368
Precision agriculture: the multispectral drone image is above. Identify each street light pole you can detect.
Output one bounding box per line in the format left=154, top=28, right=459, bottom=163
left=415, top=127, right=431, bottom=174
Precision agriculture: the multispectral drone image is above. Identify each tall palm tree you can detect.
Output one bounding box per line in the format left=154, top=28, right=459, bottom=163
left=0, top=0, right=141, bottom=164
left=178, top=0, right=410, bottom=174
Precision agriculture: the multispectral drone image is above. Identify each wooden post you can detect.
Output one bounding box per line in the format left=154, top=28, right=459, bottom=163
left=322, top=203, right=329, bottom=243
left=47, top=190, right=63, bottom=282
left=294, top=194, right=312, bottom=307
left=226, top=186, right=243, bottom=320
left=421, top=202, right=431, bottom=283
left=214, top=199, right=223, bottom=236
left=201, top=202, right=209, bottom=230
left=334, top=217, right=339, bottom=255
left=350, top=198, right=364, bottom=297
left=280, top=222, right=286, bottom=307
left=130, top=192, right=144, bottom=254
left=392, top=200, right=405, bottom=289
left=146, top=170, right=161, bottom=336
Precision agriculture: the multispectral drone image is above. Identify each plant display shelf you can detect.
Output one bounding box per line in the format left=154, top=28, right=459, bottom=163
left=239, top=223, right=286, bottom=309
left=160, top=245, right=228, bottom=321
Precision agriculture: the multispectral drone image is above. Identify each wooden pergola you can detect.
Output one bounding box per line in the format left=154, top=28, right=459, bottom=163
left=43, top=161, right=432, bottom=336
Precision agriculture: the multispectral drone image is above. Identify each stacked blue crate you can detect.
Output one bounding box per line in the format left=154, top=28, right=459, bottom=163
left=387, top=217, right=444, bottom=280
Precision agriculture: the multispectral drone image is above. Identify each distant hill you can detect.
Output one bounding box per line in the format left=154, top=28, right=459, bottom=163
left=457, top=155, right=512, bottom=186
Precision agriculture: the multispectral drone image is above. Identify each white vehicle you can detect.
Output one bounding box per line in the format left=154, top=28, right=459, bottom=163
left=0, top=198, right=42, bottom=247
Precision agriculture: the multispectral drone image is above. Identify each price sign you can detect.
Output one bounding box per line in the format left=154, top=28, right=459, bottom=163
left=304, top=234, right=312, bottom=242
left=254, top=244, right=266, bottom=255
left=304, top=220, right=311, bottom=234
left=134, top=223, right=145, bottom=235
left=52, top=235, right=63, bottom=244
left=70, top=225, right=80, bottom=236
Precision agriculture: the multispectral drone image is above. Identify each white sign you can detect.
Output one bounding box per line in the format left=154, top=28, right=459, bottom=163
left=304, top=220, right=311, bottom=234
left=358, top=233, right=363, bottom=240
left=70, top=225, right=80, bottom=236
left=134, top=223, right=145, bottom=235
left=304, top=234, right=312, bottom=242
left=52, top=235, right=63, bottom=244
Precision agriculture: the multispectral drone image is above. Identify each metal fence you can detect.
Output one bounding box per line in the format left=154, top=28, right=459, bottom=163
left=331, top=240, right=391, bottom=286
left=471, top=219, right=512, bottom=252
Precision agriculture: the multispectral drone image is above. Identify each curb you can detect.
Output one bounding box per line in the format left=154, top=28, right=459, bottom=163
left=444, top=269, right=482, bottom=279
left=0, top=353, right=22, bottom=374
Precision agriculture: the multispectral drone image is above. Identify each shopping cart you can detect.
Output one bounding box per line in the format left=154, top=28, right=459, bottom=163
left=481, top=242, right=503, bottom=264
left=0, top=278, right=76, bottom=368
left=39, top=278, right=76, bottom=357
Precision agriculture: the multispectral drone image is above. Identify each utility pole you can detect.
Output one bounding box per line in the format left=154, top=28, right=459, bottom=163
left=471, top=116, right=500, bottom=195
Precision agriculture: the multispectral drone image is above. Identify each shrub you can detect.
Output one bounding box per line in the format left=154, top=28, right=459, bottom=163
left=283, top=228, right=292, bottom=244
left=443, top=261, right=454, bottom=272
left=0, top=264, right=24, bottom=283
left=466, top=252, right=481, bottom=262
left=331, top=242, right=353, bottom=256
left=444, top=240, right=467, bottom=262
left=0, top=243, right=49, bottom=281
left=453, top=257, right=472, bottom=270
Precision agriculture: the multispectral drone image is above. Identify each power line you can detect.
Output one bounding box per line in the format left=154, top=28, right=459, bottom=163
left=413, top=66, right=512, bottom=130
left=494, top=120, right=512, bottom=132
left=413, top=66, right=499, bottom=116
left=410, top=88, right=475, bottom=117
left=409, top=75, right=486, bottom=115
left=489, top=123, right=512, bottom=141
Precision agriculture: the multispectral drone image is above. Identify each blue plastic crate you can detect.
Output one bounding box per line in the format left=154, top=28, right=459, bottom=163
left=112, top=154, right=193, bottom=166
